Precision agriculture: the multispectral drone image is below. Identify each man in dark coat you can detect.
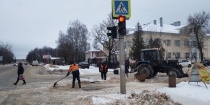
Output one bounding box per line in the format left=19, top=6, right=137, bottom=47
left=13, top=62, right=26, bottom=85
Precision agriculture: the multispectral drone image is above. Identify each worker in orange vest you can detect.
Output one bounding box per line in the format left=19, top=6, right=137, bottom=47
left=99, top=62, right=108, bottom=80
left=66, top=61, right=81, bottom=88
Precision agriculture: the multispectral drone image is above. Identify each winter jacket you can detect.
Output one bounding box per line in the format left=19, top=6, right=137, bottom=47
left=17, top=63, right=24, bottom=75
left=125, top=60, right=130, bottom=73
left=69, top=63, right=80, bottom=75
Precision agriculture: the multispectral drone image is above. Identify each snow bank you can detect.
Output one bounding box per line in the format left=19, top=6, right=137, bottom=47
left=158, top=82, right=210, bottom=105
left=43, top=64, right=115, bottom=75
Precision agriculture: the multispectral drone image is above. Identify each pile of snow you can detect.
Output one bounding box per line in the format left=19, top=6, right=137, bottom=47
left=158, top=82, right=210, bottom=104
left=44, top=64, right=61, bottom=71
left=71, top=82, right=210, bottom=105
left=74, top=90, right=182, bottom=105
left=128, top=90, right=181, bottom=105
left=43, top=64, right=115, bottom=75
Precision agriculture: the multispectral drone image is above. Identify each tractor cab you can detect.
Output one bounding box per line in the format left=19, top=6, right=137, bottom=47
left=140, top=48, right=162, bottom=62
left=135, top=48, right=188, bottom=79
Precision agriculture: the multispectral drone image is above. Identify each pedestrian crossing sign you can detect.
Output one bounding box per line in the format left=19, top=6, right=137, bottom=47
left=112, top=0, right=131, bottom=19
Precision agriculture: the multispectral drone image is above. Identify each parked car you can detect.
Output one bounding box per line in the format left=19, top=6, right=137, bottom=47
left=200, top=59, right=210, bottom=67
left=100, top=61, right=119, bottom=69
left=78, top=61, right=90, bottom=69
left=179, top=59, right=192, bottom=68
left=13, top=63, right=18, bottom=66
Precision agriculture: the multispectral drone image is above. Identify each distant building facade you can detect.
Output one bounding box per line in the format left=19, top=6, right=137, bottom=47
left=85, top=49, right=105, bottom=65
left=124, top=18, right=210, bottom=61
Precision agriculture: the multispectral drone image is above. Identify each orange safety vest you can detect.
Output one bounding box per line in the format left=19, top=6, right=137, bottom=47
left=69, top=64, right=79, bottom=72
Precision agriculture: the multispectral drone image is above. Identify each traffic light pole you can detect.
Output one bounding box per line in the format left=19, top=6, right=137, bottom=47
left=119, top=34, right=126, bottom=94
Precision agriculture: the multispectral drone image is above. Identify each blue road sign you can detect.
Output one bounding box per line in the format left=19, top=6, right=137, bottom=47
left=112, top=0, right=131, bottom=19
left=115, top=1, right=128, bottom=15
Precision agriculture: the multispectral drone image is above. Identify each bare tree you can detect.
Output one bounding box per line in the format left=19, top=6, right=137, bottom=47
left=187, top=11, right=210, bottom=61
left=92, top=13, right=118, bottom=63
left=56, top=20, right=89, bottom=62
left=26, top=46, right=57, bottom=63
left=0, top=42, right=14, bottom=64
left=56, top=31, right=74, bottom=62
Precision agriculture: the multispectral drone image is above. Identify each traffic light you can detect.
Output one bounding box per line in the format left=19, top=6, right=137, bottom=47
left=118, top=15, right=126, bottom=35
left=107, top=26, right=117, bottom=38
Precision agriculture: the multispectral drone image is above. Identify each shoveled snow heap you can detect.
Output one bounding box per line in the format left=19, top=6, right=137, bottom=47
left=74, top=90, right=182, bottom=105
left=128, top=90, right=182, bottom=105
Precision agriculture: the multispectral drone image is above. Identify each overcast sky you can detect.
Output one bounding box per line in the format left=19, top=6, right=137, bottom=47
left=0, top=0, right=210, bottom=59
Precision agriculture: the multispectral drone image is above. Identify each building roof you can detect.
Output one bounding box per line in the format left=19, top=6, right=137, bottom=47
left=50, top=57, right=61, bottom=60
left=127, top=23, right=186, bottom=34
left=85, top=49, right=102, bottom=53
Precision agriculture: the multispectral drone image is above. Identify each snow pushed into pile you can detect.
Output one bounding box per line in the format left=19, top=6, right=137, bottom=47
left=74, top=90, right=182, bottom=105
left=128, top=90, right=182, bottom=105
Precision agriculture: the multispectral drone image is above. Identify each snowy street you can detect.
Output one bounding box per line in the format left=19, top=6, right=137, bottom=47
left=0, top=64, right=209, bottom=105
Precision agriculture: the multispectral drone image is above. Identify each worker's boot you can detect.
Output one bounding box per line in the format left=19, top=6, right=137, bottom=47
left=78, top=83, right=81, bottom=88
left=72, top=82, right=75, bottom=88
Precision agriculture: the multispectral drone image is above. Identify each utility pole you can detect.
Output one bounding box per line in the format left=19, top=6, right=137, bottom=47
left=118, top=15, right=126, bottom=94
left=119, top=34, right=126, bottom=94
left=111, top=0, right=131, bottom=94
left=106, top=16, right=126, bottom=94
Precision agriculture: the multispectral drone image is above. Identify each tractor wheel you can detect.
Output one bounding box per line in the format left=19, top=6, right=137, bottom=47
left=153, top=70, right=158, bottom=77
left=168, top=68, right=181, bottom=78
left=204, top=64, right=208, bottom=67
left=188, top=64, right=191, bottom=68
left=137, top=63, right=154, bottom=79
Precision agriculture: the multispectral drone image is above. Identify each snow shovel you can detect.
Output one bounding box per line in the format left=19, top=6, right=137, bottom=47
left=53, top=74, right=69, bottom=87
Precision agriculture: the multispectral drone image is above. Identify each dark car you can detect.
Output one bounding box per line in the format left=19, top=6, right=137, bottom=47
left=200, top=59, right=210, bottom=67
left=78, top=61, right=90, bottom=69
left=101, top=61, right=119, bottom=69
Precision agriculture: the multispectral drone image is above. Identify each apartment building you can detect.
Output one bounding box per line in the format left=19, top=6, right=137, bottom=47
left=125, top=18, right=210, bottom=61
left=203, top=35, right=210, bottom=59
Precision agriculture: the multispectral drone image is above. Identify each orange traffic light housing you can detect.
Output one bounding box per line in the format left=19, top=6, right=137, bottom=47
left=118, top=15, right=126, bottom=35
left=118, top=15, right=125, bottom=22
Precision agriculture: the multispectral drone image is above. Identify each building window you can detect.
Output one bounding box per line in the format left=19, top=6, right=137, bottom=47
left=144, top=38, right=149, bottom=45
left=165, top=40, right=171, bottom=46
left=174, top=52, right=180, bottom=58
left=167, top=52, right=171, bottom=58
left=192, top=53, right=197, bottom=58
left=192, top=41, right=196, bottom=47
left=184, top=40, right=189, bottom=47
left=174, top=40, right=180, bottom=47
left=185, top=53, right=190, bottom=58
